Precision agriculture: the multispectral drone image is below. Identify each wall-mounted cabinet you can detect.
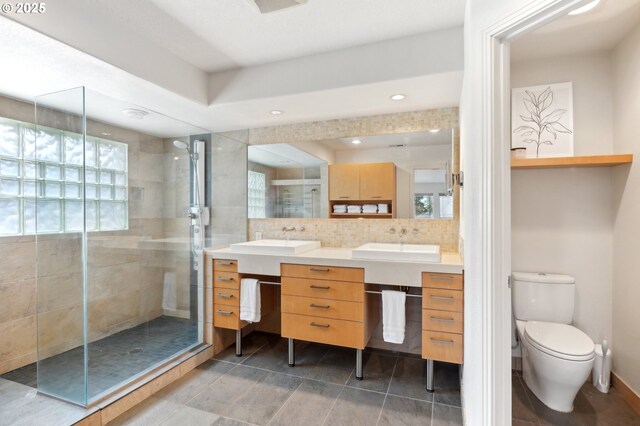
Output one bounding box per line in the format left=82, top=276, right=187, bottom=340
left=329, top=162, right=396, bottom=218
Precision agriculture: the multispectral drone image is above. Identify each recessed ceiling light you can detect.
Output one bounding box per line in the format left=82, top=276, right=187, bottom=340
left=429, top=129, right=441, bottom=133
left=351, top=139, right=362, bottom=145
left=270, top=110, right=283, bottom=115
left=100, top=132, right=112, bottom=136
left=390, top=94, right=406, bottom=101
left=568, top=0, right=600, bottom=15
left=122, top=108, right=149, bottom=120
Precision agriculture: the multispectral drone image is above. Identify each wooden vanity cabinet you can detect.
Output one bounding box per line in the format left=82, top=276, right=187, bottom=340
left=280, top=264, right=367, bottom=349
left=422, top=272, right=464, bottom=364
left=212, top=259, right=247, bottom=330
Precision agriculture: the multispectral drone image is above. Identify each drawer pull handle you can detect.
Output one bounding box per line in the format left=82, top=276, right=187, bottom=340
left=216, top=310, right=233, bottom=315
left=310, top=285, right=330, bottom=290
left=310, top=322, right=330, bottom=328
left=431, top=295, right=454, bottom=301
left=310, top=268, right=330, bottom=272
left=216, top=293, right=234, bottom=299
left=216, top=261, right=235, bottom=265
left=431, top=338, right=454, bottom=345
left=371, top=195, right=382, bottom=199
left=430, top=275, right=454, bottom=281
left=339, top=196, right=350, bottom=199
left=431, top=316, right=455, bottom=323
left=310, top=304, right=330, bottom=309
left=217, top=276, right=234, bottom=281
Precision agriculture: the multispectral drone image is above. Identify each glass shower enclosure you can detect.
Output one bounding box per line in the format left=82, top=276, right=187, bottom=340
left=32, top=87, right=208, bottom=406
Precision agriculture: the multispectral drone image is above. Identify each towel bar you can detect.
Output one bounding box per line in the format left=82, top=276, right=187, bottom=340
left=365, top=290, right=422, bottom=298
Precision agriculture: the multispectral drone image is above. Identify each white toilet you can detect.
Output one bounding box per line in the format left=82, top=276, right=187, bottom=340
left=512, top=272, right=595, bottom=413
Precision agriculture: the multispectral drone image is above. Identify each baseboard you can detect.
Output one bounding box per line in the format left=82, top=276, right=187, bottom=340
left=612, top=372, right=640, bottom=414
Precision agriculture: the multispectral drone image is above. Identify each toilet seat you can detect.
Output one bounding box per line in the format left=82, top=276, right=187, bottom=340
left=524, top=321, right=595, bottom=362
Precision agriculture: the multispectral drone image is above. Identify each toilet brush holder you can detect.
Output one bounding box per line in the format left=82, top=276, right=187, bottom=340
left=592, top=343, right=612, bottom=393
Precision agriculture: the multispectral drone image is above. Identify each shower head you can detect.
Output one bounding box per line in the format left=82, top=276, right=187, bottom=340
left=173, top=140, right=189, bottom=150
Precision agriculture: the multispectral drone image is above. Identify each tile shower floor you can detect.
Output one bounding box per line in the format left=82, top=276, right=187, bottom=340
left=111, top=333, right=464, bottom=426
left=512, top=370, right=640, bottom=425
left=1, top=316, right=198, bottom=401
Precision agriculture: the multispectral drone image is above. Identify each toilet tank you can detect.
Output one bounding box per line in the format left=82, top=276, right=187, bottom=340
left=512, top=272, right=575, bottom=324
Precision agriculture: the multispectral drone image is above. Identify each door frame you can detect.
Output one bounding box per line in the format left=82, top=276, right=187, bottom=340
left=479, top=0, right=594, bottom=424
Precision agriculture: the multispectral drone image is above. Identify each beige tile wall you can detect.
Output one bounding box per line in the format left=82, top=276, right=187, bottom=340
left=248, top=218, right=459, bottom=252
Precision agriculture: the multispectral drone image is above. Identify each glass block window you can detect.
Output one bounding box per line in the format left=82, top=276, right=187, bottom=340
left=248, top=170, right=266, bottom=219
left=0, top=116, right=128, bottom=235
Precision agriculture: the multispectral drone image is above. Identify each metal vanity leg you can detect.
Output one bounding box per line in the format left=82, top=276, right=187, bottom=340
left=355, top=349, right=363, bottom=380
left=426, top=359, right=434, bottom=392
left=288, top=338, right=295, bottom=367
left=235, top=329, right=242, bottom=357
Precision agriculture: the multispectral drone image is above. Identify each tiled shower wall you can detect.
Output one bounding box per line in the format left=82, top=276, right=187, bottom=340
left=0, top=95, right=192, bottom=373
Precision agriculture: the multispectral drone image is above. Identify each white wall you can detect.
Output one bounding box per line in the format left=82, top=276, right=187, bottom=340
left=512, top=52, right=615, bottom=155
left=512, top=168, right=613, bottom=343
left=511, top=51, right=616, bottom=348
left=612, top=22, right=640, bottom=395
left=334, top=144, right=451, bottom=218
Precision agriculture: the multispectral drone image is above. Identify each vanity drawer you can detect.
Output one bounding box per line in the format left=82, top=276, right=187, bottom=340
left=281, top=277, right=364, bottom=302
left=213, top=259, right=238, bottom=273
left=282, top=313, right=365, bottom=349
left=281, top=295, right=363, bottom=322
left=281, top=264, right=364, bottom=283
left=213, top=304, right=246, bottom=330
left=422, top=272, right=463, bottom=291
left=423, top=288, right=463, bottom=312
left=213, top=272, right=239, bottom=290
left=422, top=330, right=463, bottom=364
left=213, top=288, right=240, bottom=307
left=422, top=309, right=463, bottom=334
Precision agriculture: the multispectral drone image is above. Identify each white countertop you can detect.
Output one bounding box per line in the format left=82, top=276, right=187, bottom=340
left=204, top=246, right=463, bottom=287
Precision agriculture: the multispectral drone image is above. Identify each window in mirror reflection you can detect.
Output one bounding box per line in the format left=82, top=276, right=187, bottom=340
left=248, top=170, right=266, bottom=218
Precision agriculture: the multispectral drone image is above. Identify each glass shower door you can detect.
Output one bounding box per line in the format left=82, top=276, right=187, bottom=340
left=35, top=86, right=88, bottom=405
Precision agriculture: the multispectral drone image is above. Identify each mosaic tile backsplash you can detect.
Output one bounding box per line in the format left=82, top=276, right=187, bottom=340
left=248, top=218, right=459, bottom=252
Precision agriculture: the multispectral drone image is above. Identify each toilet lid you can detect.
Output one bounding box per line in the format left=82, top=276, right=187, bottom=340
left=524, top=321, right=594, bottom=360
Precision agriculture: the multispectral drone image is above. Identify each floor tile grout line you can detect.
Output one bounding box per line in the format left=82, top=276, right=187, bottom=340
left=375, top=356, right=399, bottom=426
left=181, top=361, right=243, bottom=407
left=265, top=379, right=304, bottom=426
left=320, top=383, right=347, bottom=426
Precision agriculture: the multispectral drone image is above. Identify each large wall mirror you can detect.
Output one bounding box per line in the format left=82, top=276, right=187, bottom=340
left=247, top=128, right=455, bottom=220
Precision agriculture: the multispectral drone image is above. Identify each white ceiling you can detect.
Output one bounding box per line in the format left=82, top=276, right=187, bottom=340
left=321, top=129, right=453, bottom=151
left=1, top=1, right=465, bottom=134
left=511, top=0, right=640, bottom=62
left=75, top=0, right=465, bottom=73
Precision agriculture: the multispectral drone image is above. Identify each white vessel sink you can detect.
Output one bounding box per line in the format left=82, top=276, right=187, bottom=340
left=229, top=239, right=321, bottom=255
left=352, top=242, right=441, bottom=263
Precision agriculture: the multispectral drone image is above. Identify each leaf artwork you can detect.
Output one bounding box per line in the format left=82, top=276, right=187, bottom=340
left=513, top=86, right=573, bottom=157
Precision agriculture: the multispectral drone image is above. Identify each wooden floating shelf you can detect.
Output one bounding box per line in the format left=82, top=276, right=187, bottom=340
left=512, top=154, right=633, bottom=170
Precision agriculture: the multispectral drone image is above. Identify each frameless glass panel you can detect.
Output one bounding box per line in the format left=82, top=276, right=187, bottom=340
left=35, top=86, right=86, bottom=406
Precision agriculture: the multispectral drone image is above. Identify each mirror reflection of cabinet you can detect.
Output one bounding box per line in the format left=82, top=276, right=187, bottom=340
left=328, top=164, right=359, bottom=200
left=329, top=162, right=396, bottom=218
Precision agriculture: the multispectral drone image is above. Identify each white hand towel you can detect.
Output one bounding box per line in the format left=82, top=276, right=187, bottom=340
left=240, top=278, right=261, bottom=323
left=362, top=204, right=378, bottom=213
left=378, top=204, right=389, bottom=213
left=382, top=290, right=406, bottom=344
left=347, top=205, right=362, bottom=213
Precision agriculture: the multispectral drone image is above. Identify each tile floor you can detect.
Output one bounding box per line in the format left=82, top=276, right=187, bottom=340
left=512, top=370, right=640, bottom=425
left=111, top=333, right=464, bottom=426
left=2, top=316, right=198, bottom=402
